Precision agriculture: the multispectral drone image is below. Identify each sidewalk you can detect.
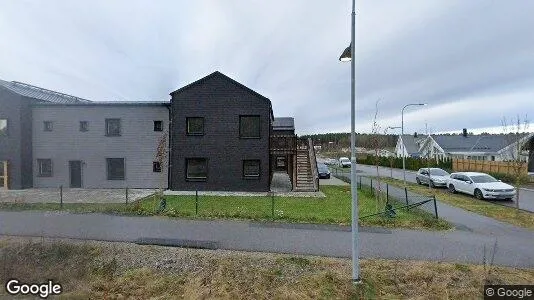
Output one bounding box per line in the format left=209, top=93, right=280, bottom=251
left=1, top=211, right=532, bottom=268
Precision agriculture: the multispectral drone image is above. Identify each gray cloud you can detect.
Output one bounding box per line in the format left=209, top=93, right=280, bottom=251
left=0, top=0, right=532, bottom=135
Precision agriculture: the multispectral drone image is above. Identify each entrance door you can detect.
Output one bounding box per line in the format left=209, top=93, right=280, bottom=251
left=0, top=161, right=7, bottom=189
left=69, top=161, right=82, bottom=188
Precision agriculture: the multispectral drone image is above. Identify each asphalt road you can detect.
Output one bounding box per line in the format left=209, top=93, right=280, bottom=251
left=1, top=211, right=533, bottom=268
left=352, top=164, right=534, bottom=212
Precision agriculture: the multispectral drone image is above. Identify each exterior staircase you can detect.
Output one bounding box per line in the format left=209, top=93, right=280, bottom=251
left=293, top=139, right=319, bottom=192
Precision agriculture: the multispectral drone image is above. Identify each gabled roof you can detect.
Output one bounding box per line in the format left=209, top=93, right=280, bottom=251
left=399, top=135, right=421, bottom=154
left=0, top=79, right=92, bottom=104
left=33, top=101, right=170, bottom=107
left=431, top=133, right=532, bottom=153
left=272, top=117, right=295, bottom=131
left=170, top=71, right=270, bottom=102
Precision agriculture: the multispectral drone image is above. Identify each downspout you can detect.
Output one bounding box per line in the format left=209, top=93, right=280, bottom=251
left=268, top=103, right=273, bottom=190
left=166, top=103, right=172, bottom=190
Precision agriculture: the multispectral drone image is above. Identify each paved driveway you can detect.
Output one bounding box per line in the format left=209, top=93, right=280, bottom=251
left=0, top=188, right=155, bottom=203
left=320, top=176, right=349, bottom=186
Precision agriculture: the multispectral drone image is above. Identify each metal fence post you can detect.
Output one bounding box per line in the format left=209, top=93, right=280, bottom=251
left=195, top=191, right=199, bottom=215
left=433, top=195, right=439, bottom=219
left=370, top=178, right=373, bottom=195
left=125, top=187, right=129, bottom=204
left=386, top=183, right=389, bottom=204
left=404, top=187, right=409, bottom=207
left=359, top=176, right=362, bottom=189
left=60, top=185, right=63, bottom=209
left=271, top=192, right=275, bottom=220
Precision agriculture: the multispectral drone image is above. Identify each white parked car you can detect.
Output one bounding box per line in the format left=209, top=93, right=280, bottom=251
left=324, top=158, right=338, bottom=166
left=447, top=172, right=516, bottom=200
left=339, top=157, right=351, bottom=168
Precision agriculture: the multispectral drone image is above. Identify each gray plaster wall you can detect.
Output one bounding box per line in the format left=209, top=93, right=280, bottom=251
left=32, top=105, right=169, bottom=189
left=0, top=86, right=34, bottom=189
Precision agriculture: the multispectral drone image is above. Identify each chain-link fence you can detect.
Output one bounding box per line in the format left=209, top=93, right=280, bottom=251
left=331, top=167, right=438, bottom=219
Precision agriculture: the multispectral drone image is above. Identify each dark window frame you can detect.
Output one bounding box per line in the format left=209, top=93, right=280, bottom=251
left=106, top=158, right=125, bottom=180
left=43, top=121, right=53, bottom=132
left=186, top=117, right=205, bottom=136
left=0, top=118, right=8, bottom=136
left=239, top=115, right=261, bottom=139
left=185, top=158, right=208, bottom=181
left=79, top=121, right=89, bottom=132
left=105, top=118, right=121, bottom=137
left=153, top=161, right=162, bottom=173
left=37, top=159, right=52, bottom=177
left=153, top=120, right=163, bottom=132
left=243, top=159, right=261, bottom=179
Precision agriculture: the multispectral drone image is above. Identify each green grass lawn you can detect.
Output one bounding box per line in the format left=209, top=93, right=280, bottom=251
left=0, top=186, right=450, bottom=230
left=140, top=186, right=450, bottom=229
left=378, top=177, right=534, bottom=230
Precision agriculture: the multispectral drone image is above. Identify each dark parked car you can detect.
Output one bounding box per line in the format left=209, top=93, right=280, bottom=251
left=317, top=163, right=331, bottom=179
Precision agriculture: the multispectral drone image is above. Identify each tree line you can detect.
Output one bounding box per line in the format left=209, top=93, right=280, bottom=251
left=300, top=133, right=398, bottom=149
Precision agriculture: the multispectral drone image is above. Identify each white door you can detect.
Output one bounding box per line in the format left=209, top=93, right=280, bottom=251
left=455, top=175, right=469, bottom=193
left=463, top=175, right=476, bottom=195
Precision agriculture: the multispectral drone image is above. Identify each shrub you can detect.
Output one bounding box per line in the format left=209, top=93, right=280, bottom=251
left=487, top=172, right=529, bottom=185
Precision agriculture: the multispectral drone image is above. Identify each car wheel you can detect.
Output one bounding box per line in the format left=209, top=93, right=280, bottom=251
left=448, top=184, right=456, bottom=194
left=505, top=198, right=513, bottom=201
left=474, top=189, right=484, bottom=200
left=416, top=178, right=421, bottom=185
left=430, top=181, right=436, bottom=188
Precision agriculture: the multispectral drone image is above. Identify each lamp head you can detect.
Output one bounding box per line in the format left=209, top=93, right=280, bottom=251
left=339, top=44, right=352, bottom=62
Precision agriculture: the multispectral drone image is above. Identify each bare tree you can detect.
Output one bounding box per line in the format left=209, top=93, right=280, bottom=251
left=501, top=115, right=530, bottom=210
left=369, top=100, right=387, bottom=211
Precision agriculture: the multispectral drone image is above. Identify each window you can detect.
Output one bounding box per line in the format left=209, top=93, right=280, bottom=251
left=105, top=119, right=121, bottom=136
left=186, top=117, right=204, bottom=135
left=37, top=159, right=52, bottom=177
left=153, top=161, right=162, bottom=173
left=0, top=119, right=7, bottom=136
left=43, top=121, right=53, bottom=132
left=243, top=160, right=260, bottom=178
left=106, top=158, right=125, bottom=180
left=186, top=158, right=208, bottom=181
left=239, top=115, right=260, bottom=138
left=154, top=121, right=163, bottom=132
left=80, top=121, right=89, bottom=132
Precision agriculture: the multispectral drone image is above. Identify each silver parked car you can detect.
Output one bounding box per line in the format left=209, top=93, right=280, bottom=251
left=415, top=168, right=450, bottom=188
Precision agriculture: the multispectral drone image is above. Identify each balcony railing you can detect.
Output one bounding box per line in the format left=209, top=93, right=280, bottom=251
left=270, top=135, right=297, bottom=153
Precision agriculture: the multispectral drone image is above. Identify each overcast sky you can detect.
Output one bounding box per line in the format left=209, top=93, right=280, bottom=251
left=1, top=0, right=533, bottom=135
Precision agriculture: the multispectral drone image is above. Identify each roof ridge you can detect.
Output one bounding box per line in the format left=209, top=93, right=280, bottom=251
left=170, top=71, right=270, bottom=102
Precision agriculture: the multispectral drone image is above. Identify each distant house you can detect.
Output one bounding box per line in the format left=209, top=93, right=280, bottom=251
left=394, top=134, right=425, bottom=158
left=395, top=129, right=534, bottom=172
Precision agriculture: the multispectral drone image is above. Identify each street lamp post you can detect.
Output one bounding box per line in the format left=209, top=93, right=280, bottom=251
left=401, top=103, right=427, bottom=185
left=339, top=0, right=360, bottom=284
